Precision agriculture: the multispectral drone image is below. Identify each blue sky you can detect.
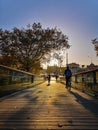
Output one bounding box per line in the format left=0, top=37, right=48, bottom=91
left=0, top=0, right=98, bottom=66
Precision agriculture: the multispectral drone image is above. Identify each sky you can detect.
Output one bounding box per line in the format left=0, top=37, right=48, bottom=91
left=0, top=0, right=98, bottom=67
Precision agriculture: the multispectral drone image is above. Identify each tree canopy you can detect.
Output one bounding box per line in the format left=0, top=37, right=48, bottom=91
left=0, top=23, right=70, bottom=73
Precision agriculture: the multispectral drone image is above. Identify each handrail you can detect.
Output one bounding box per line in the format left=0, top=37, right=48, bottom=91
left=73, top=67, right=98, bottom=76
left=0, top=64, right=44, bottom=97
left=59, top=67, right=98, bottom=97
left=71, top=68, right=98, bottom=97
left=0, top=64, right=34, bottom=76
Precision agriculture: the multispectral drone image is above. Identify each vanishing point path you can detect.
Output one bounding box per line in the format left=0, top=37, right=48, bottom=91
left=0, top=81, right=98, bottom=130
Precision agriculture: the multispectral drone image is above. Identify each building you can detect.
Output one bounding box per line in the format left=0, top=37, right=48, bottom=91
left=87, top=63, right=98, bottom=70
left=68, top=63, right=80, bottom=74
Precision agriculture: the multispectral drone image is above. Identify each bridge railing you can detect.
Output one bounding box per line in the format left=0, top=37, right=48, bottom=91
left=59, top=68, right=98, bottom=97
left=0, top=65, right=44, bottom=97
left=71, top=68, right=98, bottom=96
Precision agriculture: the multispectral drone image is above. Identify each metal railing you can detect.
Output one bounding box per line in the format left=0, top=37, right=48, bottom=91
left=71, top=68, right=98, bottom=95
left=0, top=65, right=35, bottom=85
left=0, top=65, right=44, bottom=97
left=59, top=68, right=98, bottom=97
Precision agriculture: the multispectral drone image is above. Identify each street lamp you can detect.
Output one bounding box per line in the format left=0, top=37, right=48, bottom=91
left=66, top=45, right=72, bottom=66
left=88, top=56, right=92, bottom=64
left=66, top=51, right=68, bottom=66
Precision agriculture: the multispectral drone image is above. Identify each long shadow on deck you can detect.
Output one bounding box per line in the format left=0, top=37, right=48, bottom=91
left=70, top=91, right=98, bottom=114
left=54, top=90, right=98, bottom=116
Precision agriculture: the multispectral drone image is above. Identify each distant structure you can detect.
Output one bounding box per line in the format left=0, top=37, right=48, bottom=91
left=67, top=63, right=80, bottom=74
left=87, top=63, right=98, bottom=70
left=40, top=62, right=98, bottom=75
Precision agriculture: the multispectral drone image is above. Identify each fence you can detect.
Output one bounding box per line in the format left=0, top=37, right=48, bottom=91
left=0, top=65, right=44, bottom=97
left=72, top=68, right=98, bottom=96
left=60, top=68, right=98, bottom=97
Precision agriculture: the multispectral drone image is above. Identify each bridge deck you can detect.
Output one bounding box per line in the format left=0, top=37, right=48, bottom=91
left=0, top=81, right=98, bottom=129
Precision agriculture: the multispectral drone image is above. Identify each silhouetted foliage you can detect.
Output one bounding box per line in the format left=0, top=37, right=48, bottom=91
left=92, top=38, right=98, bottom=56
left=0, top=23, right=70, bottom=72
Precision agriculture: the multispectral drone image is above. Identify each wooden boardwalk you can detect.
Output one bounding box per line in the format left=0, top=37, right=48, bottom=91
left=0, top=81, right=98, bottom=129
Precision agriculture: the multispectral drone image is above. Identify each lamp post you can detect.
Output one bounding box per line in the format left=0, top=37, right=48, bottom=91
left=88, top=56, right=92, bottom=64
left=66, top=51, right=68, bottom=66
left=66, top=45, right=72, bottom=66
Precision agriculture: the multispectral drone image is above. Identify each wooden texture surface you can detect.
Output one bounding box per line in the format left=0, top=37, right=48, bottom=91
left=0, top=80, right=98, bottom=129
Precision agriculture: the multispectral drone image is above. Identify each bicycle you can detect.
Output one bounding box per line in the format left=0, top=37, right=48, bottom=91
left=66, top=78, right=71, bottom=91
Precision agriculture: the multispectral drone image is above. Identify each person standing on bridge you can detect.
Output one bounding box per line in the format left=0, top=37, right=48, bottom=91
left=55, top=75, right=58, bottom=82
left=47, top=74, right=51, bottom=85
left=64, top=66, right=72, bottom=90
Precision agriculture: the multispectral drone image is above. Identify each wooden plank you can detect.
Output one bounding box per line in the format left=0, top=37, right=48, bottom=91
left=0, top=81, right=98, bottom=129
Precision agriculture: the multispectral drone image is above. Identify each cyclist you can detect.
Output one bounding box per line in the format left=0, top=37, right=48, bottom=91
left=64, top=66, right=72, bottom=90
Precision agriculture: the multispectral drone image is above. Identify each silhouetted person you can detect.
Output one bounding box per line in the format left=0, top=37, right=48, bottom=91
left=47, top=74, right=51, bottom=85
left=64, top=66, right=72, bottom=89
left=55, top=75, right=58, bottom=82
